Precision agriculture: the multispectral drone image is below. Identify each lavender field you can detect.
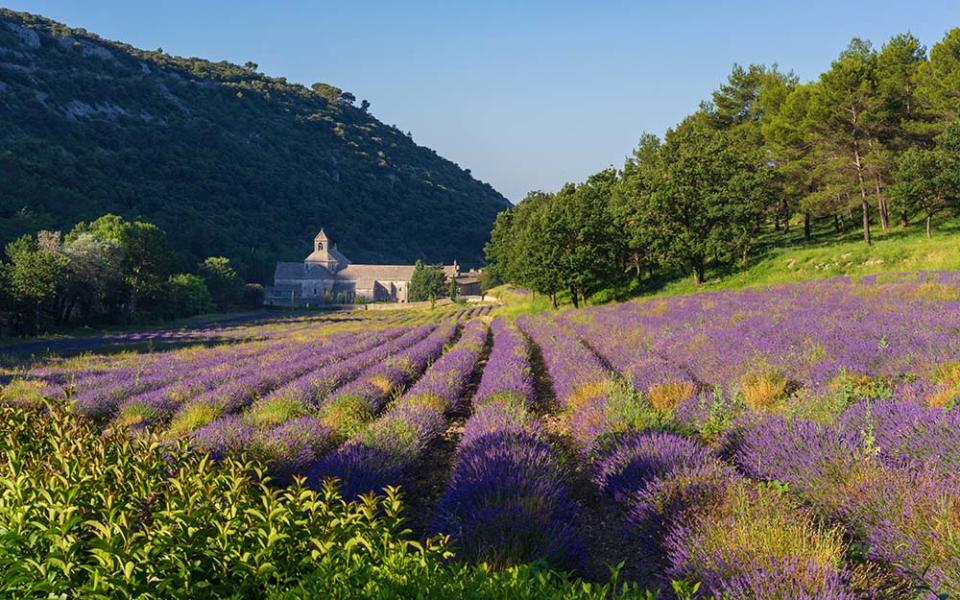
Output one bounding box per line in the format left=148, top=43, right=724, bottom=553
left=4, top=274, right=960, bottom=598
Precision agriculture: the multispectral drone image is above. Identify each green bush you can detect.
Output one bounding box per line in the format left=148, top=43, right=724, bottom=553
left=167, top=272, right=213, bottom=317
left=0, top=401, right=651, bottom=599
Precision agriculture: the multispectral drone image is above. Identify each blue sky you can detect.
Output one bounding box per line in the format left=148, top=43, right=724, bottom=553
left=8, top=1, right=959, bottom=201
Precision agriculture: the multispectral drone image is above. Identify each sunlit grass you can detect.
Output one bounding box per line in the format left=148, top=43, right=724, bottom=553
left=653, top=226, right=960, bottom=299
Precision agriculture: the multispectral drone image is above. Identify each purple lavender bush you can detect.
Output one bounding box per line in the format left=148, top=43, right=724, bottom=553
left=434, top=430, right=585, bottom=572
left=594, top=430, right=714, bottom=503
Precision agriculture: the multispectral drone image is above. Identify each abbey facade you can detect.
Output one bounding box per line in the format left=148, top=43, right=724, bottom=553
left=265, top=230, right=459, bottom=306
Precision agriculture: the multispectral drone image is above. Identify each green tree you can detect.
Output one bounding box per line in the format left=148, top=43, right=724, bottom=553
left=166, top=273, right=213, bottom=317
left=199, top=256, right=242, bottom=311
left=915, top=28, right=960, bottom=136
left=763, top=82, right=822, bottom=239
left=408, top=260, right=447, bottom=306
left=71, top=215, right=173, bottom=316
left=477, top=270, right=498, bottom=301
left=60, top=233, right=124, bottom=324
left=241, top=283, right=266, bottom=309
left=448, top=276, right=458, bottom=301
left=869, top=33, right=928, bottom=230
left=890, top=121, right=960, bottom=238
left=806, top=39, right=881, bottom=245
left=5, top=233, right=70, bottom=333
left=703, top=64, right=797, bottom=234
left=611, top=134, right=662, bottom=280
left=485, top=192, right=566, bottom=307
left=550, top=170, right=622, bottom=307
left=647, top=113, right=773, bottom=284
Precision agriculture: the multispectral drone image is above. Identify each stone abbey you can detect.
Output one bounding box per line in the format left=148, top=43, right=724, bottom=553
left=265, top=230, right=459, bottom=305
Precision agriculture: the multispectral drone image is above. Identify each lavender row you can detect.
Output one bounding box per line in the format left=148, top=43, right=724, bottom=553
left=313, top=320, right=487, bottom=498
left=188, top=325, right=446, bottom=481
left=71, top=335, right=314, bottom=420
left=161, top=327, right=416, bottom=435
left=240, top=325, right=434, bottom=427
left=471, top=318, right=535, bottom=409
left=563, top=274, right=960, bottom=403
left=434, top=319, right=585, bottom=571
left=106, top=337, right=334, bottom=428
left=313, top=323, right=457, bottom=440
left=593, top=430, right=855, bottom=597
left=731, top=408, right=960, bottom=596
left=516, top=315, right=615, bottom=449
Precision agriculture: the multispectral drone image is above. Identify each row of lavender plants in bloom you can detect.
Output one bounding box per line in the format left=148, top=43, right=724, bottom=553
left=312, top=320, right=488, bottom=498
left=518, top=313, right=865, bottom=595
left=433, top=319, right=585, bottom=571
left=518, top=275, right=960, bottom=597
left=105, top=326, right=409, bottom=430
left=189, top=323, right=456, bottom=481
left=562, top=272, right=960, bottom=413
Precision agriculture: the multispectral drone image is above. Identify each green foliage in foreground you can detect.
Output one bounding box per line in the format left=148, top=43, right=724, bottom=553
left=0, top=400, right=650, bottom=599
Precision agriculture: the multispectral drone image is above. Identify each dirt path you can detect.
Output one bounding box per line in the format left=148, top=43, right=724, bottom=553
left=397, top=323, right=492, bottom=538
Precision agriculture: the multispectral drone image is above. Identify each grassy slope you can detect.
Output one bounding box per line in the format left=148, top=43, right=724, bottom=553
left=653, top=222, right=960, bottom=298
left=493, top=217, right=960, bottom=317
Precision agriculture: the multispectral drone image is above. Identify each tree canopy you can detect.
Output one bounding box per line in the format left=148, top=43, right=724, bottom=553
left=0, top=214, right=260, bottom=335
left=408, top=261, right=448, bottom=305
left=487, top=28, right=960, bottom=301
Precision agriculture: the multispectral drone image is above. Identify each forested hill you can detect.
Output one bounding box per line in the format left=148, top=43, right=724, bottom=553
left=0, top=10, right=510, bottom=281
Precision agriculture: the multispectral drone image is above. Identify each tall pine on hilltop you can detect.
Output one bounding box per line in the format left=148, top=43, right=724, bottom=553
left=0, top=10, right=509, bottom=281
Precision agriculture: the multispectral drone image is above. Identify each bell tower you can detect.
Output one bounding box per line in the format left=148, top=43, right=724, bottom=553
left=305, top=228, right=346, bottom=271
left=313, top=229, right=330, bottom=258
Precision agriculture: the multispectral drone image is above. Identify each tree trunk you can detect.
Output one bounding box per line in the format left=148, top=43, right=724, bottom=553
left=804, top=212, right=812, bottom=241
left=693, top=260, right=705, bottom=286
left=742, top=245, right=750, bottom=269
left=853, top=142, right=871, bottom=245
left=569, top=286, right=579, bottom=309
left=861, top=199, right=871, bottom=245
left=927, top=213, right=933, bottom=239
left=550, top=293, right=557, bottom=309
left=875, top=176, right=889, bottom=232
left=834, top=214, right=842, bottom=234
left=632, top=253, right=643, bottom=280
left=900, top=212, right=909, bottom=228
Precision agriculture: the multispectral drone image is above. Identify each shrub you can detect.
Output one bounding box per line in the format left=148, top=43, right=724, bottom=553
left=647, top=381, right=696, bottom=413
left=740, top=370, right=789, bottom=410
left=0, top=400, right=651, bottom=599
left=594, top=431, right=713, bottom=504
left=434, top=430, right=586, bottom=572
left=628, top=462, right=742, bottom=556
left=247, top=417, right=336, bottom=483
left=245, top=395, right=312, bottom=428
left=664, top=484, right=853, bottom=598
left=0, top=378, right=47, bottom=407
left=167, top=399, right=222, bottom=435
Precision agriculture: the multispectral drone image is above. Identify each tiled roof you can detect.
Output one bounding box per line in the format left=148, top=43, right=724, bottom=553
left=274, top=257, right=458, bottom=285
left=274, top=262, right=335, bottom=281
left=337, top=264, right=416, bottom=282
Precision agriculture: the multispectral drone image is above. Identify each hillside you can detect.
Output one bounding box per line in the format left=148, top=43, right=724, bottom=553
left=648, top=223, right=960, bottom=298
left=0, top=10, right=510, bottom=281
left=488, top=222, right=960, bottom=317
